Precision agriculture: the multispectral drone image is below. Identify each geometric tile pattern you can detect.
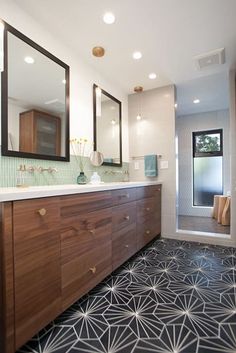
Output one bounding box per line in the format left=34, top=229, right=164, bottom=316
left=17, top=237, right=236, bottom=353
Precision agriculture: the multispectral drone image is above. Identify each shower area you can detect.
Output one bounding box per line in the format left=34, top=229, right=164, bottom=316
left=176, top=73, right=231, bottom=235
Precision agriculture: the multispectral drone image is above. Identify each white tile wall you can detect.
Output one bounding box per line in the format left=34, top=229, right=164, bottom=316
left=128, top=85, right=176, bottom=238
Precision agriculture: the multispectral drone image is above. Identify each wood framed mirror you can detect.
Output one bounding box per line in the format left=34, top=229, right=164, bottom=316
left=93, top=84, right=122, bottom=167
left=1, top=21, right=70, bottom=161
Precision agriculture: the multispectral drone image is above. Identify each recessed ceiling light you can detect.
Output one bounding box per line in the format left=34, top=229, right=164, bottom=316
left=174, top=103, right=178, bottom=108
left=193, top=99, right=200, bottom=104
left=111, top=119, right=116, bottom=125
left=133, top=51, right=142, bottom=60
left=149, top=73, right=157, bottom=79
left=62, top=79, right=66, bottom=84
left=24, top=56, right=34, bottom=64
left=103, top=12, right=115, bottom=24
left=136, top=114, right=142, bottom=121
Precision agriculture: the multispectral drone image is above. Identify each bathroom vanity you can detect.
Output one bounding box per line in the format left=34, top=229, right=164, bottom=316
left=0, top=182, right=161, bottom=353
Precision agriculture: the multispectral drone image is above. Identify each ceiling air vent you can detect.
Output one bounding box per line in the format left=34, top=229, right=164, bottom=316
left=195, top=48, right=225, bottom=70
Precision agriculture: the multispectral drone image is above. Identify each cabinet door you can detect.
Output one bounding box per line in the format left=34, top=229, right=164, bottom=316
left=112, top=202, right=137, bottom=270
left=13, top=197, right=61, bottom=349
left=137, top=217, right=161, bottom=250
left=112, top=223, right=137, bottom=270
left=136, top=189, right=161, bottom=250
left=36, top=115, right=60, bottom=156
left=61, top=207, right=112, bottom=310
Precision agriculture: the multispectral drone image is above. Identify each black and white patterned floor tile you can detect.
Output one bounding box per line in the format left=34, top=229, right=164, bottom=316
left=17, top=237, right=236, bottom=353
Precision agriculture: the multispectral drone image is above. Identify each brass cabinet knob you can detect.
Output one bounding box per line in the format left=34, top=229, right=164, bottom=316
left=124, top=215, right=130, bottom=221
left=89, top=229, right=95, bottom=235
left=146, top=207, right=150, bottom=211
left=37, top=208, right=47, bottom=216
left=146, top=230, right=151, bottom=235
left=120, top=193, right=130, bottom=198
left=89, top=266, right=96, bottom=274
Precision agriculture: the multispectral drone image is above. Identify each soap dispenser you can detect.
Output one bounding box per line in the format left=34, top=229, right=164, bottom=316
left=90, top=172, right=101, bottom=184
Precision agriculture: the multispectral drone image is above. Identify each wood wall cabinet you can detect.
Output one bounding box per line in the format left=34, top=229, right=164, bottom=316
left=0, top=184, right=161, bottom=353
left=19, top=109, right=61, bottom=156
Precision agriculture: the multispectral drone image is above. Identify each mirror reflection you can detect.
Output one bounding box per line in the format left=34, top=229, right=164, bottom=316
left=93, top=84, right=122, bottom=166
left=2, top=24, right=69, bottom=161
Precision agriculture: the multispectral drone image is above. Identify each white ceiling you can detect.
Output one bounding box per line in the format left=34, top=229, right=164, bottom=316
left=13, top=0, right=236, bottom=94
left=176, top=72, right=229, bottom=116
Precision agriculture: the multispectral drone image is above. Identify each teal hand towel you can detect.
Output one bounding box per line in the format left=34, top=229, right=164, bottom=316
left=144, top=154, right=158, bottom=177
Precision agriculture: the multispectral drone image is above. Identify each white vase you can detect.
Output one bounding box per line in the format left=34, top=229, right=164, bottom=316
left=90, top=172, right=101, bottom=184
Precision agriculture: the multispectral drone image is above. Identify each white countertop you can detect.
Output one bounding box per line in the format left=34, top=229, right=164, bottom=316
left=0, top=181, right=162, bottom=202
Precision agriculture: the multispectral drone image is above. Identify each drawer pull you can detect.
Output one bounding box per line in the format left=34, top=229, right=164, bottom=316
left=125, top=244, right=129, bottom=248
left=124, top=215, right=130, bottom=221
left=89, top=266, right=96, bottom=274
left=89, top=229, right=95, bottom=235
left=120, top=193, right=130, bottom=198
left=146, top=230, right=151, bottom=235
left=146, top=207, right=150, bottom=211
left=37, top=208, right=47, bottom=216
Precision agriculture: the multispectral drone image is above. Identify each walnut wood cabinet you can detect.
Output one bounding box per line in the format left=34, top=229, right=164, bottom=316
left=19, top=109, right=61, bottom=156
left=0, top=184, right=161, bottom=353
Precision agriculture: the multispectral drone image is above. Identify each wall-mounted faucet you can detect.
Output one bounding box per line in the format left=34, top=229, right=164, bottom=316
left=38, top=167, right=58, bottom=173
left=17, top=165, right=58, bottom=174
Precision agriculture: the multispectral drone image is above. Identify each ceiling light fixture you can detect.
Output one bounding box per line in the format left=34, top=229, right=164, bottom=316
left=149, top=73, right=157, bottom=79
left=174, top=103, right=178, bottom=108
left=133, top=51, right=142, bottom=60
left=134, top=86, right=144, bottom=120
left=92, top=46, right=105, bottom=57
left=103, top=12, right=115, bottom=24
left=62, top=79, right=66, bottom=84
left=24, top=56, right=34, bottom=64
left=193, top=99, right=200, bottom=104
left=111, top=119, right=116, bottom=125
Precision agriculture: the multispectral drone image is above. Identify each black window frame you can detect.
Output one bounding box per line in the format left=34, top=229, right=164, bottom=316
left=192, top=129, right=223, bottom=158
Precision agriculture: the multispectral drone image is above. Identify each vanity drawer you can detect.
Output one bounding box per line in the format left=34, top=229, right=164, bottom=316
left=112, top=223, right=137, bottom=270
left=137, top=197, right=160, bottom=223
left=61, top=240, right=112, bottom=310
left=60, top=191, right=112, bottom=217
left=61, top=208, right=112, bottom=262
left=136, top=185, right=161, bottom=200
left=13, top=197, right=60, bottom=234
left=112, top=202, right=136, bottom=232
left=112, top=188, right=136, bottom=206
left=137, top=219, right=161, bottom=250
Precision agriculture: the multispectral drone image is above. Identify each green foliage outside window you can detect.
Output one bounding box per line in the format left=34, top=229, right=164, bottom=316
left=195, top=134, right=220, bottom=153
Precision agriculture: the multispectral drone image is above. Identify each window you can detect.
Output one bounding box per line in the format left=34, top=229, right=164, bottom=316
left=192, top=129, right=223, bottom=207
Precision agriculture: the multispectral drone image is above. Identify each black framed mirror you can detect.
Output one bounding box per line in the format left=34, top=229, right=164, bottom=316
left=93, top=84, right=122, bottom=167
left=1, top=21, right=70, bottom=161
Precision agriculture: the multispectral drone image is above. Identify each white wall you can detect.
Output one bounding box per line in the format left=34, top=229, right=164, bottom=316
left=97, top=100, right=120, bottom=162
left=128, top=85, right=176, bottom=238
left=229, top=70, right=236, bottom=246
left=177, top=110, right=230, bottom=217
left=0, top=0, right=129, bottom=161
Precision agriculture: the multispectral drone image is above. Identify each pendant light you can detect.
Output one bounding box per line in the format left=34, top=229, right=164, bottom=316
left=134, top=86, right=143, bottom=120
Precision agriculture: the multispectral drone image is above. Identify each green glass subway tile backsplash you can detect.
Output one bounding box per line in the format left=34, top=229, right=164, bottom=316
left=0, top=155, right=129, bottom=187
